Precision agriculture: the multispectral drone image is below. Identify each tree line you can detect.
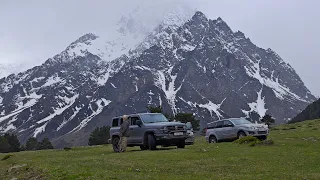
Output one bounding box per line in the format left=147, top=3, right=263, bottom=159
left=146, top=105, right=200, bottom=130
left=0, top=133, right=53, bottom=153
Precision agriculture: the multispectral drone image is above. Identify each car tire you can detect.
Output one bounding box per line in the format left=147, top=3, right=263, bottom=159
left=148, top=134, right=157, bottom=150
left=238, top=131, right=246, bottom=139
left=112, top=136, right=120, bottom=153
left=140, top=145, right=148, bottom=150
left=258, top=135, right=267, bottom=141
left=177, top=140, right=185, bottom=148
left=209, top=136, right=217, bottom=143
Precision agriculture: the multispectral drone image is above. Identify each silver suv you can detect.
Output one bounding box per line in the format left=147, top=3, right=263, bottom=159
left=108, top=113, right=188, bottom=152
left=205, top=118, right=269, bottom=143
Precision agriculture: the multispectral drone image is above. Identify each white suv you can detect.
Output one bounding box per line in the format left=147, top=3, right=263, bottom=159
left=205, top=118, right=269, bottom=143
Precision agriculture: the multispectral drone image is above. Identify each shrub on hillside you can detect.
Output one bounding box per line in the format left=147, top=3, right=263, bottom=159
left=234, top=136, right=260, bottom=144
left=1, top=154, right=13, bottom=161
left=64, top=147, right=72, bottom=151
left=250, top=139, right=275, bottom=147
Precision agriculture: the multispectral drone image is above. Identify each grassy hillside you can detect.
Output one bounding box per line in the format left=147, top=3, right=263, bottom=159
left=1, top=120, right=320, bottom=180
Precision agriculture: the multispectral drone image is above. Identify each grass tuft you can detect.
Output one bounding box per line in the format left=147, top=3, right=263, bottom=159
left=234, top=136, right=260, bottom=144
left=1, top=154, right=13, bottom=161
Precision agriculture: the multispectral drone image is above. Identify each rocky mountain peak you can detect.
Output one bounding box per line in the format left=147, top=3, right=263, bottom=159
left=0, top=10, right=316, bottom=148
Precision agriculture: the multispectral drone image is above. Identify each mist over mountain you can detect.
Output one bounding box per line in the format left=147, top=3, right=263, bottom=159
left=0, top=8, right=315, bottom=147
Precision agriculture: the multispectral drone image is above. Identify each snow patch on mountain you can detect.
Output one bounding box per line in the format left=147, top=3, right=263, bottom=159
left=179, top=97, right=225, bottom=119
left=33, top=122, right=48, bottom=137
left=243, top=89, right=268, bottom=118
left=43, top=76, right=64, bottom=87
left=70, top=98, right=111, bottom=133
left=244, top=60, right=308, bottom=103
left=57, top=106, right=81, bottom=131
left=3, top=124, right=16, bottom=133
left=153, top=67, right=183, bottom=115
left=36, top=94, right=79, bottom=124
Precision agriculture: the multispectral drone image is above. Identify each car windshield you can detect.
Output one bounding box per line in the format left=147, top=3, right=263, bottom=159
left=140, top=114, right=169, bottom=124
left=230, top=119, right=252, bottom=125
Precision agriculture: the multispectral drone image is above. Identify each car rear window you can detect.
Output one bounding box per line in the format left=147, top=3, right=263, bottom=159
left=207, top=122, right=217, bottom=129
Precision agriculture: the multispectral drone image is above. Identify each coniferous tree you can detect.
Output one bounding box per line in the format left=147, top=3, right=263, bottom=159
left=174, top=113, right=200, bottom=130
left=26, top=137, right=38, bottom=151
left=0, top=136, right=11, bottom=153
left=88, top=126, right=110, bottom=146
left=261, top=114, right=275, bottom=128
left=147, top=105, right=163, bottom=113
left=37, top=138, right=53, bottom=150
left=4, top=133, right=21, bottom=152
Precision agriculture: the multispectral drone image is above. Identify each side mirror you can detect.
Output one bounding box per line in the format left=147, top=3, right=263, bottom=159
left=136, top=120, right=142, bottom=127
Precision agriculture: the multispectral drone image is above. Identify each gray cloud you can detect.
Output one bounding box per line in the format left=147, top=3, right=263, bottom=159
left=0, top=0, right=319, bottom=96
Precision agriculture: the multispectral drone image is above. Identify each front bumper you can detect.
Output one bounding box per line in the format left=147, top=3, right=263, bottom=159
left=245, top=129, right=269, bottom=136
left=154, top=132, right=187, bottom=145
left=154, top=133, right=188, bottom=140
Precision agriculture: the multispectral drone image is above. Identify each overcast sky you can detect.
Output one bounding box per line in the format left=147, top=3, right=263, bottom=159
left=0, top=0, right=319, bottom=96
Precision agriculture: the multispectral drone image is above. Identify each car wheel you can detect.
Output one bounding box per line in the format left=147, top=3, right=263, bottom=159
left=112, top=136, right=120, bottom=153
left=177, top=140, right=185, bottom=148
left=140, top=145, right=148, bottom=150
left=258, top=135, right=267, bottom=141
left=209, top=136, right=217, bottom=143
left=238, top=131, right=246, bottom=139
left=148, top=134, right=157, bottom=150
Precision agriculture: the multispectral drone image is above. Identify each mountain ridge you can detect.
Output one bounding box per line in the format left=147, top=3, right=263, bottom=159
left=0, top=11, right=315, bottom=147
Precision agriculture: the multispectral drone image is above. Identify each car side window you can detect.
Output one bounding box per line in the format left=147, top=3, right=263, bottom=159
left=120, top=118, right=123, bottom=125
left=207, top=122, right=216, bottom=129
left=224, top=120, right=233, bottom=127
left=216, top=121, right=224, bottom=128
left=112, top=118, right=119, bottom=127
left=131, top=117, right=140, bottom=125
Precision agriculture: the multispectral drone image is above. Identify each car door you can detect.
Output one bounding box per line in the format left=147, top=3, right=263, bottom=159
left=223, top=120, right=235, bottom=139
left=129, top=116, right=144, bottom=144
left=214, top=121, right=224, bottom=140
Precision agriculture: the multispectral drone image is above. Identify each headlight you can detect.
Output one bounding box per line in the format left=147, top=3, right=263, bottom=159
left=183, top=125, right=187, bottom=130
left=249, top=126, right=256, bottom=130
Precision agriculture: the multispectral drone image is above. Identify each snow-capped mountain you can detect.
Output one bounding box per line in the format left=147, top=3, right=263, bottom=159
left=0, top=11, right=315, bottom=147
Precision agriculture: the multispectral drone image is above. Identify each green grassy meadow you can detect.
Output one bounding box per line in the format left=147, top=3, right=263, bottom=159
left=1, top=120, right=320, bottom=180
